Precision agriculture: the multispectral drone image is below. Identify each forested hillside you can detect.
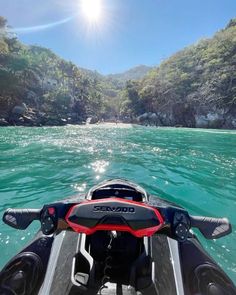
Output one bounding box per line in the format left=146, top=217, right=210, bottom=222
left=0, top=16, right=236, bottom=128
left=0, top=16, right=121, bottom=126
left=107, top=65, right=152, bottom=83
left=122, top=18, right=236, bottom=128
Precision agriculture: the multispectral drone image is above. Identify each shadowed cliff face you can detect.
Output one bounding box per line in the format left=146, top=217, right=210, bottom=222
left=137, top=104, right=236, bottom=129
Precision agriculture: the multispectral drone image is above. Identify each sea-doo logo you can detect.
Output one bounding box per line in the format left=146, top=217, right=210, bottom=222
left=93, top=205, right=135, bottom=213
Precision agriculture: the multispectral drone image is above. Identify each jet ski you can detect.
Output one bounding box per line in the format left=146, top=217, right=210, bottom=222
left=0, top=179, right=236, bottom=295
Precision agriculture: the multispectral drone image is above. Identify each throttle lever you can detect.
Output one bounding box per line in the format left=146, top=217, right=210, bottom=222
left=190, top=216, right=232, bottom=239
left=3, top=209, right=41, bottom=230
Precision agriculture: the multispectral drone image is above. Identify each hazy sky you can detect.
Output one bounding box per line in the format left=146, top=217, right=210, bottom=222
left=1, top=0, right=236, bottom=74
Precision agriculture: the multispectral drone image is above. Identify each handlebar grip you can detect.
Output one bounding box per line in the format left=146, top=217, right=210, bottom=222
left=3, top=209, right=41, bottom=230
left=190, top=216, right=232, bottom=239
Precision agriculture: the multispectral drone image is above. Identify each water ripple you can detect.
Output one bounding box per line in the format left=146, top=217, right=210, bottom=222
left=0, top=126, right=236, bottom=282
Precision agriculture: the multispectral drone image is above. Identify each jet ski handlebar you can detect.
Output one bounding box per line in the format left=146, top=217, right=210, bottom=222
left=190, top=216, right=231, bottom=240
left=3, top=208, right=41, bottom=230
left=2, top=199, right=232, bottom=241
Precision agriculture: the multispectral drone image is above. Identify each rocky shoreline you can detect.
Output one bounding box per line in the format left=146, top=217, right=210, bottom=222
left=136, top=110, right=236, bottom=129
left=1, top=108, right=236, bottom=130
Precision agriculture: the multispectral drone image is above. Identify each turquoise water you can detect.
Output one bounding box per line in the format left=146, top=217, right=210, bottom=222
left=0, top=125, right=236, bottom=282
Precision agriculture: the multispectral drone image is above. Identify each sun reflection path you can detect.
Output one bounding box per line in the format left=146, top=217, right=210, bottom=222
left=90, top=160, right=109, bottom=180
left=72, top=183, right=87, bottom=192
left=91, top=160, right=109, bottom=174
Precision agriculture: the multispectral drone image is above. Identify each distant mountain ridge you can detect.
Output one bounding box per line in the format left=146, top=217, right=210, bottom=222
left=107, top=65, right=153, bottom=81
left=0, top=15, right=236, bottom=128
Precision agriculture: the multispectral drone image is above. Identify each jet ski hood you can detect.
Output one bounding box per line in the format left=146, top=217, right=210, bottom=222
left=86, top=179, right=148, bottom=201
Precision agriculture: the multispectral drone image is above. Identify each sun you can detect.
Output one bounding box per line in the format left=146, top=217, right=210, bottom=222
left=81, top=0, right=102, bottom=23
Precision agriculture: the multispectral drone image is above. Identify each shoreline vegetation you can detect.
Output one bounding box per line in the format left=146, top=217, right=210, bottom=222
left=0, top=17, right=236, bottom=129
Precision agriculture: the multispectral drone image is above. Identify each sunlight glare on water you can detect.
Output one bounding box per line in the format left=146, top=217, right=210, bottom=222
left=0, top=125, right=236, bottom=282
